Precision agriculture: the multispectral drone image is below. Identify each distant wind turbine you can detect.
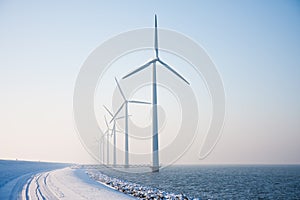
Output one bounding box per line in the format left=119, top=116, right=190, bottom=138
left=95, top=135, right=104, bottom=163
left=122, top=15, right=190, bottom=172
left=111, top=77, right=151, bottom=168
left=103, top=116, right=112, bottom=165
left=103, top=105, right=126, bottom=167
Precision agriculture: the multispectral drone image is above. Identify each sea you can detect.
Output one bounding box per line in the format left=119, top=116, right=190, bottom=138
left=94, top=165, right=300, bottom=199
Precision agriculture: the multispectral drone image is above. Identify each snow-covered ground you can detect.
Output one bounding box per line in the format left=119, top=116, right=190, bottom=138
left=0, top=160, right=68, bottom=200
left=21, top=167, right=135, bottom=200
left=1, top=160, right=193, bottom=200
left=87, top=168, right=192, bottom=200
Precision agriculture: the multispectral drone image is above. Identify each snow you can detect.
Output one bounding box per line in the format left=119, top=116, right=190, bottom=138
left=0, top=171, right=34, bottom=200
left=0, top=160, right=68, bottom=200
left=87, top=169, right=191, bottom=200
left=21, top=167, right=135, bottom=200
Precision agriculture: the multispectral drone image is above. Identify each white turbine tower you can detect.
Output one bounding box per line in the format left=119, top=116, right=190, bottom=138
left=111, top=77, right=151, bottom=168
left=103, top=105, right=126, bottom=167
left=95, top=135, right=104, bottom=163
left=103, top=116, right=112, bottom=165
left=122, top=15, right=190, bottom=172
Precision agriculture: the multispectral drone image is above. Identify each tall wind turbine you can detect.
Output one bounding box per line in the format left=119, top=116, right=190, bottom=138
left=122, top=15, right=190, bottom=172
left=111, top=77, right=151, bottom=168
left=104, top=105, right=126, bottom=167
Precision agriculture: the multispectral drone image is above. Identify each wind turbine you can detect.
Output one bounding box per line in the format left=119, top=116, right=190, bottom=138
left=103, top=116, right=112, bottom=165
left=95, top=135, right=104, bottom=163
left=111, top=77, right=151, bottom=168
left=103, top=105, right=126, bottom=167
left=122, top=15, right=190, bottom=172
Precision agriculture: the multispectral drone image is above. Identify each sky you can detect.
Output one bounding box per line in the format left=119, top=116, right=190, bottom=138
left=0, top=0, right=299, bottom=164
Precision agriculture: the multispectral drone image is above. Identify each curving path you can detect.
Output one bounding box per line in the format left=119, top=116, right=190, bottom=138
left=21, top=167, right=134, bottom=200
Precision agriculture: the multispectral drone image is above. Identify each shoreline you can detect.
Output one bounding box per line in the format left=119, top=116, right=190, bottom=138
left=85, top=167, right=192, bottom=200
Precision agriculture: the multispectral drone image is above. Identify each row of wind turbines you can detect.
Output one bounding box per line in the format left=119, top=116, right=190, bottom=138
left=97, top=15, right=190, bottom=172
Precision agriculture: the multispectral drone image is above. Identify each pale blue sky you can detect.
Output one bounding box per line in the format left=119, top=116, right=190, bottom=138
left=0, top=0, right=299, bottom=164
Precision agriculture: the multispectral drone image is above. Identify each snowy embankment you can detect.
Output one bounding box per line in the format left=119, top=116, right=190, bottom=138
left=0, top=160, right=68, bottom=200
left=87, top=169, right=194, bottom=200
left=21, top=167, right=134, bottom=200
left=1, top=160, right=196, bottom=199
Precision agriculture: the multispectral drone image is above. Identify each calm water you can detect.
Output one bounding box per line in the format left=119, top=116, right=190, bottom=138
left=97, top=165, right=300, bottom=199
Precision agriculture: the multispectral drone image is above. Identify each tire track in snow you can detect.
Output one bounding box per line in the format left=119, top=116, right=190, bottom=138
left=38, top=172, right=60, bottom=200
left=23, top=171, right=59, bottom=200
left=35, top=174, right=46, bottom=200
left=25, top=175, right=34, bottom=200
left=22, top=167, right=134, bottom=200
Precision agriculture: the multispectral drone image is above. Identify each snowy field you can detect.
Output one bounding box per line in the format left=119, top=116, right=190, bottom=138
left=21, top=167, right=134, bottom=200
left=0, top=160, right=134, bottom=200
left=0, top=160, right=68, bottom=199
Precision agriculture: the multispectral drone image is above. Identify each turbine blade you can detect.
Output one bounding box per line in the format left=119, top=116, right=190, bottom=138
left=104, top=129, right=109, bottom=135
left=116, top=115, right=132, bottom=122
left=115, top=77, right=126, bottom=101
left=115, top=129, right=124, bottom=133
left=104, top=116, right=109, bottom=128
left=122, top=59, right=155, bottom=79
left=103, top=105, right=113, bottom=117
left=128, top=100, right=151, bottom=105
left=115, top=116, right=126, bottom=120
left=158, top=59, right=190, bottom=85
left=155, top=14, right=158, bottom=58
left=110, top=102, right=125, bottom=123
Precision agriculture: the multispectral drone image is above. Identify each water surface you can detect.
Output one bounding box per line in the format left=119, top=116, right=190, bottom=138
left=97, top=165, right=300, bottom=199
